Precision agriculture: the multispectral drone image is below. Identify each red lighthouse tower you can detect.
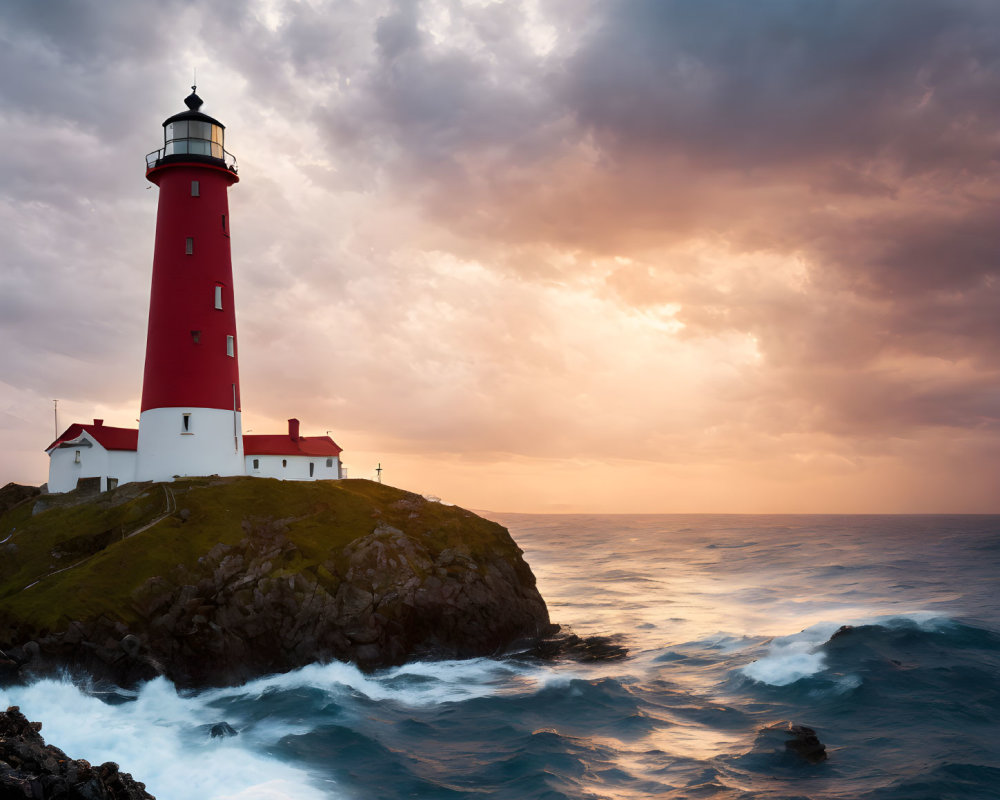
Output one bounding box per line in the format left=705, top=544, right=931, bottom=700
left=135, top=88, right=245, bottom=482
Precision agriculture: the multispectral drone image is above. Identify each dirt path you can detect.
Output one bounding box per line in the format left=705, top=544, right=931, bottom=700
left=17, top=486, right=175, bottom=594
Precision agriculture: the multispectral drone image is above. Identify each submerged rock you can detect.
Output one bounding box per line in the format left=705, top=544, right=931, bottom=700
left=760, top=721, right=828, bottom=763
left=0, top=478, right=552, bottom=689
left=519, top=630, right=629, bottom=663
left=0, top=705, right=154, bottom=799
left=209, top=722, right=237, bottom=739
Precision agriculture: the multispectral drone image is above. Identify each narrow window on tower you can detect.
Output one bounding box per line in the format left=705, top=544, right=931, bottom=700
left=182, top=413, right=192, bottom=433
left=191, top=330, right=201, bottom=344
left=185, top=237, right=194, bottom=255
left=74, top=450, right=81, bottom=464
left=221, top=214, right=228, bottom=236
left=252, top=458, right=259, bottom=470
left=226, top=335, right=235, bottom=357
left=282, top=459, right=287, bottom=468
left=309, top=462, right=315, bottom=477
left=191, top=180, right=200, bottom=197
left=214, top=285, right=223, bottom=310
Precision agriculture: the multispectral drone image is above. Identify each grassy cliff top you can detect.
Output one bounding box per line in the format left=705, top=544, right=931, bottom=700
left=0, top=477, right=510, bottom=631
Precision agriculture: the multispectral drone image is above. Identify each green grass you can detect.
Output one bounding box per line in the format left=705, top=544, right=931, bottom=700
left=0, top=477, right=512, bottom=632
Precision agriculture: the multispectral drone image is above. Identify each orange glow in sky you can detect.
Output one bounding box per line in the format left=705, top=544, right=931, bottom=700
left=2, top=2, right=999, bottom=512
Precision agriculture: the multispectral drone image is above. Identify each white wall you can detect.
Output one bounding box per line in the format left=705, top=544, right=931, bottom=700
left=245, top=454, right=341, bottom=481
left=47, top=436, right=137, bottom=493
left=107, top=449, right=138, bottom=489
left=48, top=415, right=341, bottom=491
left=135, top=407, right=244, bottom=482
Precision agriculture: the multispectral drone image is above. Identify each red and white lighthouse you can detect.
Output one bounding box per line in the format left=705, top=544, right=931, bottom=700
left=45, top=88, right=344, bottom=492
left=134, top=88, right=245, bottom=481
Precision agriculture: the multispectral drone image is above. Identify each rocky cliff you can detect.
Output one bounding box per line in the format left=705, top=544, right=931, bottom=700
left=0, top=478, right=551, bottom=688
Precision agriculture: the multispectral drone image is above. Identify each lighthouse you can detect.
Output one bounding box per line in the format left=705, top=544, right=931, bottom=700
left=134, top=88, right=244, bottom=482
left=44, top=89, right=343, bottom=493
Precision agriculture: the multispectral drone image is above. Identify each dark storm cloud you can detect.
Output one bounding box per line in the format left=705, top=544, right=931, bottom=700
left=809, top=204, right=1000, bottom=298
left=564, top=0, right=1000, bottom=171
left=0, top=0, right=184, bottom=132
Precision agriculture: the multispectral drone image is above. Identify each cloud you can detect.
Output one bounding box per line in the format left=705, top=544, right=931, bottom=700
left=1, top=0, right=998, bottom=510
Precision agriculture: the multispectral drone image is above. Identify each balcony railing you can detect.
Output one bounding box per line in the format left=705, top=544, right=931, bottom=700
left=145, top=145, right=238, bottom=173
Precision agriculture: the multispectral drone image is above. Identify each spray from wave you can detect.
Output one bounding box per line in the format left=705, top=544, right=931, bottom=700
left=739, top=612, right=952, bottom=687
left=0, top=657, right=567, bottom=800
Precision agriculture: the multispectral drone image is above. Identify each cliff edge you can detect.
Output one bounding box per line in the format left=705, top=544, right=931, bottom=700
left=0, top=478, right=551, bottom=688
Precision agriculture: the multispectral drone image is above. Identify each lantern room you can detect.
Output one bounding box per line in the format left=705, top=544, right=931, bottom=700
left=145, top=87, right=237, bottom=173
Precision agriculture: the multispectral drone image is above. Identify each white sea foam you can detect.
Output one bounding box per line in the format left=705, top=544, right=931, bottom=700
left=202, top=656, right=568, bottom=709
left=0, top=656, right=572, bottom=799
left=740, top=622, right=839, bottom=686
left=739, top=611, right=952, bottom=687
left=0, top=677, right=336, bottom=800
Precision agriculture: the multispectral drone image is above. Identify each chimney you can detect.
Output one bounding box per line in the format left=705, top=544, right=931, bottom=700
left=93, top=419, right=104, bottom=427
left=288, top=418, right=300, bottom=441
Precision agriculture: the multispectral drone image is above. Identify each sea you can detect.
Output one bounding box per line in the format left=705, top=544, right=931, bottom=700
left=3, top=513, right=1000, bottom=800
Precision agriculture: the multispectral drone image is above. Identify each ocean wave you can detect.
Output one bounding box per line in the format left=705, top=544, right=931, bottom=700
left=0, top=677, right=334, bottom=800
left=0, top=657, right=581, bottom=800
left=857, top=762, right=1000, bottom=800
left=196, top=656, right=575, bottom=709
left=738, top=612, right=961, bottom=687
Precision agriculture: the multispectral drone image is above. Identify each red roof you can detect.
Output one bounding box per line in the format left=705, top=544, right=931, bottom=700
left=45, top=421, right=342, bottom=458
left=46, top=422, right=138, bottom=453
left=243, top=434, right=342, bottom=457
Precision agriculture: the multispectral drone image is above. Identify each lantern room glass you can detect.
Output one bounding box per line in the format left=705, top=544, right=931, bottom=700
left=165, top=120, right=225, bottom=160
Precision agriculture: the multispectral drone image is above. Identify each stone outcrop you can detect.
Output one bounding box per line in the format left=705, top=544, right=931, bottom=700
left=0, top=480, right=552, bottom=689
left=0, top=484, right=40, bottom=517
left=0, top=705, right=153, bottom=799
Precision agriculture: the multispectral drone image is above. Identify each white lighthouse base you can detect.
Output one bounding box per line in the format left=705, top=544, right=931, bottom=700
left=135, top=407, right=244, bottom=483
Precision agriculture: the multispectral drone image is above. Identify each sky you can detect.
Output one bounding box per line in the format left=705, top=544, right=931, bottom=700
left=2, top=0, right=999, bottom=513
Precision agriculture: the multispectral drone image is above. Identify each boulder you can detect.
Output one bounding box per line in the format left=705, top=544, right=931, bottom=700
left=0, top=705, right=154, bottom=799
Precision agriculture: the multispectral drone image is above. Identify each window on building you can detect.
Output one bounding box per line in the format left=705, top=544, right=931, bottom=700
left=191, top=180, right=200, bottom=197
left=214, top=286, right=223, bottom=310
left=185, top=237, right=194, bottom=255
left=74, top=450, right=81, bottom=464
left=252, top=458, right=259, bottom=470
left=221, top=214, right=227, bottom=234
left=282, top=459, right=287, bottom=468
left=191, top=330, right=200, bottom=344
left=326, top=458, right=333, bottom=468
left=182, top=413, right=191, bottom=433
left=309, top=462, right=315, bottom=477
left=226, top=335, right=234, bottom=357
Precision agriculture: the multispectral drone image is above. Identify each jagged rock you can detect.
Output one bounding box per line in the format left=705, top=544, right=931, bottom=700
left=209, top=722, right=237, bottom=739
left=0, top=705, right=154, bottom=798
